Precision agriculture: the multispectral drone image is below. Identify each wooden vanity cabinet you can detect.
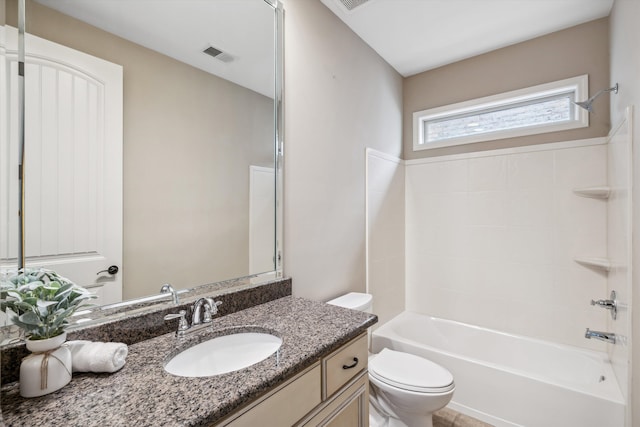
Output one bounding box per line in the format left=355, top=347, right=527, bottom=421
left=299, top=371, right=368, bottom=427
left=218, top=333, right=369, bottom=427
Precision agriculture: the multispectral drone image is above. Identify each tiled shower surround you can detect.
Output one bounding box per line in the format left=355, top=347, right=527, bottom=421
left=404, top=138, right=609, bottom=351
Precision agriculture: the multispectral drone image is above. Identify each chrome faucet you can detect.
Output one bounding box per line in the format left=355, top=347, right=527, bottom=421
left=204, top=297, right=222, bottom=321
left=585, top=328, right=616, bottom=344
left=164, top=298, right=223, bottom=337
left=160, top=283, right=180, bottom=305
left=190, top=297, right=223, bottom=329
left=192, top=297, right=210, bottom=326
left=590, top=290, right=617, bottom=320
left=164, top=310, right=189, bottom=337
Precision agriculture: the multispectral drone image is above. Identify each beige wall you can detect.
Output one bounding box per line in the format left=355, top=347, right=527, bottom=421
left=8, top=0, right=274, bottom=299
left=404, top=18, right=610, bottom=160
left=610, top=0, right=640, bottom=424
left=283, top=0, right=403, bottom=301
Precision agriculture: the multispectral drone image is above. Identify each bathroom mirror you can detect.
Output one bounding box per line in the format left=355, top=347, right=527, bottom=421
left=0, top=0, right=283, bottom=318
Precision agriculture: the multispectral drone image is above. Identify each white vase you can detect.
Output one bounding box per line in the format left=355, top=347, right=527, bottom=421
left=20, top=332, right=72, bottom=398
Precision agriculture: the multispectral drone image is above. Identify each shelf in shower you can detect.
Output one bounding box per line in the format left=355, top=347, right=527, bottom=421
left=574, top=257, right=611, bottom=272
left=572, top=186, right=610, bottom=199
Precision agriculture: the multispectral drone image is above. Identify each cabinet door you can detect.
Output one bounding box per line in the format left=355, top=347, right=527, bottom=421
left=323, top=394, right=362, bottom=427
left=301, top=372, right=369, bottom=427
left=221, top=364, right=321, bottom=427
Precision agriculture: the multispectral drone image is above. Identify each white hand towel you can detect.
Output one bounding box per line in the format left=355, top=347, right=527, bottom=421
left=66, top=340, right=128, bottom=373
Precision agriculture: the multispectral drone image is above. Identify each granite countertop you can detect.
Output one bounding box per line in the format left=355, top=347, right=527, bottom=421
left=1, top=296, right=377, bottom=427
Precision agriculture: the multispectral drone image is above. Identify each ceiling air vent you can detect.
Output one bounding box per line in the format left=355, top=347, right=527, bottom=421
left=338, top=0, right=372, bottom=11
left=203, top=46, right=234, bottom=63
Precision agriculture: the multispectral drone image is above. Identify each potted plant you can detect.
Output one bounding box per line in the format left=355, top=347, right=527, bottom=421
left=0, top=268, right=96, bottom=397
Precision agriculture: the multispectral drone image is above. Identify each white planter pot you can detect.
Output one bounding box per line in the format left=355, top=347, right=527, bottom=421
left=20, top=332, right=72, bottom=398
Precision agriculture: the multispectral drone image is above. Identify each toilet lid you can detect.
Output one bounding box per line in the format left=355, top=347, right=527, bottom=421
left=369, top=348, right=454, bottom=393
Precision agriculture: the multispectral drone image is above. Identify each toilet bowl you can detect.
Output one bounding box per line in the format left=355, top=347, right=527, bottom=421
left=327, top=293, right=455, bottom=427
left=369, top=348, right=454, bottom=427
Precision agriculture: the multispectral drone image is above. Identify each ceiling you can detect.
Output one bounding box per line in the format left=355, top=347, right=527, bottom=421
left=34, top=0, right=275, bottom=98
left=32, top=0, right=614, bottom=93
left=319, top=0, right=614, bottom=77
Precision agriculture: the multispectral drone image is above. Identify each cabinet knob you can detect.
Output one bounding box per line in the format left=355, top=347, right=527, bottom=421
left=342, top=357, right=358, bottom=370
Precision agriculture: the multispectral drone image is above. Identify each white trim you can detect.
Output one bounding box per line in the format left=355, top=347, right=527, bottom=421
left=249, top=165, right=276, bottom=276
left=447, top=401, right=523, bottom=427
left=0, top=25, right=9, bottom=265
left=413, top=75, right=589, bottom=151
left=364, top=148, right=369, bottom=296
left=607, top=106, right=633, bottom=427
left=406, top=137, right=607, bottom=166
left=364, top=147, right=404, bottom=297
left=365, top=147, right=404, bottom=165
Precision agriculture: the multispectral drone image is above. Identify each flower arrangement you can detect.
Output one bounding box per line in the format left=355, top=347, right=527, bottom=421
left=0, top=268, right=96, bottom=340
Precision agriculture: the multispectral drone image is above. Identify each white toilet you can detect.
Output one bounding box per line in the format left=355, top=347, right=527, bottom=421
left=327, top=293, right=454, bottom=427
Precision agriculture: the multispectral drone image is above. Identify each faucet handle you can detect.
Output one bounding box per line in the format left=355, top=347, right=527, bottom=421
left=164, top=310, right=189, bottom=334
left=589, top=290, right=617, bottom=319
left=203, top=303, right=213, bottom=323
left=210, top=299, right=222, bottom=315
left=201, top=299, right=222, bottom=323
left=204, top=298, right=222, bottom=314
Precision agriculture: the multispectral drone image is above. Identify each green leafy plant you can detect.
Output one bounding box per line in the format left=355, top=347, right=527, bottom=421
left=0, top=268, right=96, bottom=340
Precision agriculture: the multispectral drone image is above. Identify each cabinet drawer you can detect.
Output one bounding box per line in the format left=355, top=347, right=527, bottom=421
left=323, top=333, right=368, bottom=399
left=223, top=363, right=321, bottom=427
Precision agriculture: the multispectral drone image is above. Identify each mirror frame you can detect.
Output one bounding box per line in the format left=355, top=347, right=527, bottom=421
left=1, top=0, right=284, bottom=337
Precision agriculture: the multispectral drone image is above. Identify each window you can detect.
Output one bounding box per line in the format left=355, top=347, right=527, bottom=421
left=413, top=75, right=589, bottom=151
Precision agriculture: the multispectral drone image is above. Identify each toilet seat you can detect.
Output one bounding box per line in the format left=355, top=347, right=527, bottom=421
left=369, top=348, right=454, bottom=394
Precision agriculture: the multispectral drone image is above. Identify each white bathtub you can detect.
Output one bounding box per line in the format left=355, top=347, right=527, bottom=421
left=371, top=311, right=625, bottom=427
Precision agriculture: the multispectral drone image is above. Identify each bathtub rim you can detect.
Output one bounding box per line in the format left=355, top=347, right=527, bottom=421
left=372, top=310, right=625, bottom=405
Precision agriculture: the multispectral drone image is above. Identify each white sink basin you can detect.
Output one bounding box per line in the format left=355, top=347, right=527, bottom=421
left=164, top=332, right=282, bottom=377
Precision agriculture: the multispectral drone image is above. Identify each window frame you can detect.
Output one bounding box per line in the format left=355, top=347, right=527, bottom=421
left=412, top=75, right=589, bottom=151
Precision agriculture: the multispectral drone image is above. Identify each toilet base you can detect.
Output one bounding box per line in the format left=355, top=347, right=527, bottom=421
left=369, top=402, right=390, bottom=427
left=368, top=368, right=453, bottom=427
left=370, top=391, right=435, bottom=427
left=394, top=412, right=434, bottom=427
left=370, top=403, right=434, bottom=427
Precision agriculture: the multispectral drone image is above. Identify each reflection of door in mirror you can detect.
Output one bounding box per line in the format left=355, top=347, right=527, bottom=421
left=249, top=165, right=275, bottom=275
left=1, top=28, right=123, bottom=305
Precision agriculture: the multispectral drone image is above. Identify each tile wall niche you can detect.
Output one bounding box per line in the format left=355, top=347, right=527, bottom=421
left=366, top=149, right=405, bottom=327
left=405, top=138, right=609, bottom=351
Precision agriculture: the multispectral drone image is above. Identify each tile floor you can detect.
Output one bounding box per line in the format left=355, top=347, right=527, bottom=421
left=433, top=407, right=494, bottom=427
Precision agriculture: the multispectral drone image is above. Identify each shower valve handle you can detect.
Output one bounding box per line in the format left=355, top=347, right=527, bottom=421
left=590, top=290, right=617, bottom=320
left=590, top=299, right=615, bottom=308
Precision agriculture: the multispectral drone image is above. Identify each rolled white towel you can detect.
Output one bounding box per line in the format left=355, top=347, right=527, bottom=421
left=66, top=340, right=128, bottom=373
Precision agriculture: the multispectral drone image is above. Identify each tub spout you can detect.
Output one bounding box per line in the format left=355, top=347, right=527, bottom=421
left=585, top=328, right=616, bottom=344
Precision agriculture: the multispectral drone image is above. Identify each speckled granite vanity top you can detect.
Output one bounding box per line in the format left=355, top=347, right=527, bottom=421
left=1, top=296, right=376, bottom=427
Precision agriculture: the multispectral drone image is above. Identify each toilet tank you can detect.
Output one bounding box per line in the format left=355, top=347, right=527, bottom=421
left=326, top=292, right=372, bottom=313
